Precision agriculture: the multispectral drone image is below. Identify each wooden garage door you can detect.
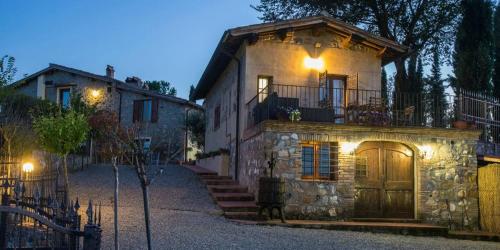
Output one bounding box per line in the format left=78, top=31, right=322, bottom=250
left=354, top=141, right=414, bottom=218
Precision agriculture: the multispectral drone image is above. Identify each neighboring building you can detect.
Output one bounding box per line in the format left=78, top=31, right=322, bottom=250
left=193, top=15, right=482, bottom=229
left=13, top=63, right=202, bottom=161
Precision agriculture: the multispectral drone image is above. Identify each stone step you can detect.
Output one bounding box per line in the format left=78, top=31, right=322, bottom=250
left=203, top=179, right=238, bottom=186
left=217, top=201, right=258, bottom=212
left=212, top=192, right=255, bottom=201
left=200, top=175, right=233, bottom=180
left=224, top=211, right=259, bottom=220
left=197, top=172, right=218, bottom=176
left=352, top=218, right=423, bottom=223
left=208, top=185, right=248, bottom=193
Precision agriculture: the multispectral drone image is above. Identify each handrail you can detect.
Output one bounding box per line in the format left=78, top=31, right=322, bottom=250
left=0, top=206, right=84, bottom=236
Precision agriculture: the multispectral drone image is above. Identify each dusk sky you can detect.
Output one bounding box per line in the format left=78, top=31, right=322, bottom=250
left=0, top=0, right=260, bottom=99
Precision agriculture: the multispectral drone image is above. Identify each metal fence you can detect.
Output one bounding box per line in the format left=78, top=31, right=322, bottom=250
left=0, top=159, right=102, bottom=249
left=246, top=84, right=500, bottom=152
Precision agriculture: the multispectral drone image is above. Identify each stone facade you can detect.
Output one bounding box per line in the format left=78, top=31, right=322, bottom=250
left=240, top=121, right=481, bottom=229
left=14, top=64, right=201, bottom=161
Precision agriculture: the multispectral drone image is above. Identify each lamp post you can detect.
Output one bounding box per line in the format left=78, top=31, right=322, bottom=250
left=22, top=162, right=34, bottom=181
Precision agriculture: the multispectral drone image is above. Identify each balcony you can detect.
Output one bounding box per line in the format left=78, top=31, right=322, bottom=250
left=246, top=84, right=500, bottom=154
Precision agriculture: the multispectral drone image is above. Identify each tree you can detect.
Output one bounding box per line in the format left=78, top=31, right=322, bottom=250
left=453, top=0, right=494, bottom=93
left=494, top=1, right=500, bottom=98
left=0, top=55, right=17, bottom=86
left=188, top=85, right=196, bottom=101
left=427, top=43, right=448, bottom=126
left=145, top=80, right=177, bottom=96
left=186, top=111, right=205, bottom=150
left=88, top=110, right=125, bottom=250
left=119, top=124, right=182, bottom=250
left=252, top=0, right=460, bottom=93
left=381, top=68, right=388, bottom=101
left=33, top=110, right=90, bottom=204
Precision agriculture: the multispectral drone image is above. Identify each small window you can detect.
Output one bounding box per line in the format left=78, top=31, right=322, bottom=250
left=355, top=157, right=368, bottom=177
left=258, top=76, right=272, bottom=102
left=301, top=142, right=339, bottom=180
left=143, top=100, right=152, bottom=122
left=133, top=99, right=158, bottom=123
left=214, top=105, right=221, bottom=130
left=58, top=88, right=71, bottom=109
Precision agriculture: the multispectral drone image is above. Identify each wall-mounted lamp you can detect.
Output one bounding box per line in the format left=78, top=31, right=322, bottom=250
left=91, top=89, right=101, bottom=98
left=340, top=142, right=359, bottom=155
left=419, top=145, right=433, bottom=160
left=304, top=56, right=324, bottom=71
left=22, top=162, right=34, bottom=173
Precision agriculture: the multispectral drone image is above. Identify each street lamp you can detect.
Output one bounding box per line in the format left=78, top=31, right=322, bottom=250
left=22, top=162, right=34, bottom=173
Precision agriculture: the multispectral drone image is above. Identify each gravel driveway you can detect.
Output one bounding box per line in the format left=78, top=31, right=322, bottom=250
left=70, top=164, right=499, bottom=250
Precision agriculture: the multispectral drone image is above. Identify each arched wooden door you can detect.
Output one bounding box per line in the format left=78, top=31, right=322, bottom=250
left=354, top=141, right=414, bottom=218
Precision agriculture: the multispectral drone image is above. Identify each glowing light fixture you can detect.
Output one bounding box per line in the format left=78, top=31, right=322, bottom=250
left=91, top=89, right=100, bottom=98
left=340, top=142, right=359, bottom=155
left=304, top=56, right=324, bottom=71
left=22, top=162, right=34, bottom=173
left=419, top=145, right=433, bottom=160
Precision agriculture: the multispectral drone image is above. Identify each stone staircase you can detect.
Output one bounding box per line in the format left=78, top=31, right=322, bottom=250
left=184, top=165, right=259, bottom=220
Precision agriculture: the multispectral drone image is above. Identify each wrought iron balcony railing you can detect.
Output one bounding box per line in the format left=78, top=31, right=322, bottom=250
left=246, top=84, right=456, bottom=128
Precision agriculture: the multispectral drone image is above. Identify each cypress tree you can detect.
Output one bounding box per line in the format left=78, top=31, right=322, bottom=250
left=453, top=0, right=494, bottom=93
left=493, top=1, right=500, bottom=98
left=381, top=67, right=388, bottom=101
left=428, top=44, right=448, bottom=126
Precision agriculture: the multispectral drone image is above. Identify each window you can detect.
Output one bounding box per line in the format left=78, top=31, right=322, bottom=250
left=214, top=105, right=221, bottom=130
left=133, top=99, right=158, bottom=123
left=58, top=88, right=71, bottom=109
left=301, top=142, right=339, bottom=180
left=258, top=76, right=272, bottom=102
left=355, top=157, right=368, bottom=177
left=135, top=137, right=152, bottom=152
left=143, top=100, right=152, bottom=121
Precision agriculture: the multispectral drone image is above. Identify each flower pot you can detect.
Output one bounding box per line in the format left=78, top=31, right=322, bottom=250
left=453, top=120, right=468, bottom=129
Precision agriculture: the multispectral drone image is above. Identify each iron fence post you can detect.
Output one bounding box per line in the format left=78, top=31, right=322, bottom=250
left=0, top=189, right=9, bottom=249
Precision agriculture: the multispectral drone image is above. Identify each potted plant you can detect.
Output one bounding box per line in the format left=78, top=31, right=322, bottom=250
left=452, top=120, right=468, bottom=129
left=257, top=152, right=286, bottom=222
left=288, top=109, right=301, bottom=122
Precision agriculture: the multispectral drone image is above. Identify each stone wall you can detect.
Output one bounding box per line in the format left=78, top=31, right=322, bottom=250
left=240, top=121, right=481, bottom=229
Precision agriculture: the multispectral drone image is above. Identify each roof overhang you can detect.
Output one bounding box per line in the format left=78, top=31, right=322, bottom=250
left=193, top=15, right=408, bottom=100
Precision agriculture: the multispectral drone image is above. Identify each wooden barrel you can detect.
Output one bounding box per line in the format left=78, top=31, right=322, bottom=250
left=257, top=177, right=285, bottom=206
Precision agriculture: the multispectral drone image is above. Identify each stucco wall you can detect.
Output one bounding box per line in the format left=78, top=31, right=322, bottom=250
left=204, top=28, right=382, bottom=176
left=240, top=121, right=480, bottom=229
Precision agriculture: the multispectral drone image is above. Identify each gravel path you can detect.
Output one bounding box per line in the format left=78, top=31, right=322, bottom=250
left=70, top=164, right=500, bottom=250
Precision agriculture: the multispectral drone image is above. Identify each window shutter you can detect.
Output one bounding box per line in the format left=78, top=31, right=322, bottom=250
left=151, top=98, right=159, bottom=123
left=133, top=100, right=143, bottom=122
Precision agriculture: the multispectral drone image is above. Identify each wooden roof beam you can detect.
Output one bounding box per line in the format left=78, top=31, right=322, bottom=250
left=377, top=47, right=387, bottom=58
left=341, top=34, right=352, bottom=48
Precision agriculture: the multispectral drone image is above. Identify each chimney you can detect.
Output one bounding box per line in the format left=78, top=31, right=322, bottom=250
left=106, top=65, right=115, bottom=78
left=125, top=76, right=143, bottom=87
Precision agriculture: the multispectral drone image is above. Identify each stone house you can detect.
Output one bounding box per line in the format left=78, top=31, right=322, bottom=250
left=13, top=63, right=202, bottom=161
left=192, top=15, right=481, bottom=229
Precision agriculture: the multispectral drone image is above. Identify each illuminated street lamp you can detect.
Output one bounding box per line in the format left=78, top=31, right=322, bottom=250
left=22, top=162, right=34, bottom=173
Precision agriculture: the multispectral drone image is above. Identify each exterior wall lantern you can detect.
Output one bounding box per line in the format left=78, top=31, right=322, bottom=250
left=419, top=145, right=433, bottom=160
left=22, top=162, right=34, bottom=173
left=340, top=142, right=359, bottom=155
left=91, top=89, right=101, bottom=98
left=304, top=56, right=324, bottom=71
left=304, top=42, right=324, bottom=71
